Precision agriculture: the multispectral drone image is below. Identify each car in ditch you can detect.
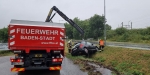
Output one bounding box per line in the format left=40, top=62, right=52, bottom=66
left=71, top=40, right=99, bottom=56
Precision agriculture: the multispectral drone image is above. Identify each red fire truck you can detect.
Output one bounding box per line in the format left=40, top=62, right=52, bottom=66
left=9, top=6, right=84, bottom=72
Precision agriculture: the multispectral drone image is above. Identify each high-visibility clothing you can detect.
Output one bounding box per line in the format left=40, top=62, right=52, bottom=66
left=99, top=40, right=104, bottom=46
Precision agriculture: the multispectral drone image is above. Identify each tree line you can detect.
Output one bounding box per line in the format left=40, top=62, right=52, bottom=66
left=107, top=27, right=150, bottom=43
left=65, top=14, right=111, bottom=40
left=1, top=13, right=150, bottom=44
left=0, top=14, right=111, bottom=42
left=0, top=27, right=8, bottom=43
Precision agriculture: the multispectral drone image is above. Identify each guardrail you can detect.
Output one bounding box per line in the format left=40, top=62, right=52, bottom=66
left=0, top=43, right=9, bottom=51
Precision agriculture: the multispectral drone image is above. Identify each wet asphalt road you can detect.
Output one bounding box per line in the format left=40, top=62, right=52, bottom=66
left=0, top=56, right=88, bottom=75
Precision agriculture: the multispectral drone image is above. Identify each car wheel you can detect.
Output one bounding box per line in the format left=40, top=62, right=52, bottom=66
left=71, top=49, right=79, bottom=56
left=95, top=46, right=99, bottom=51
left=84, top=48, right=88, bottom=54
left=97, top=46, right=102, bottom=52
left=84, top=48, right=90, bottom=57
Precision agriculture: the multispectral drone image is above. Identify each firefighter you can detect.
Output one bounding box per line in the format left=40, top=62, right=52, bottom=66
left=99, top=39, right=105, bottom=51
left=67, top=40, right=72, bottom=53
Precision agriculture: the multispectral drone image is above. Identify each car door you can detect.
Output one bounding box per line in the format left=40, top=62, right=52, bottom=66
left=86, top=42, right=95, bottom=50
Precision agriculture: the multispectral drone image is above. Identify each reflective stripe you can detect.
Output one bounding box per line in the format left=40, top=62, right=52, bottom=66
left=11, top=68, right=25, bottom=72
left=49, top=66, right=61, bottom=70
left=56, top=67, right=60, bottom=70
left=18, top=68, right=25, bottom=71
left=50, top=67, right=55, bottom=70
left=11, top=68, right=17, bottom=72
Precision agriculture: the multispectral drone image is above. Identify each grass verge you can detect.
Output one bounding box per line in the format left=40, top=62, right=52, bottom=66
left=0, top=50, right=13, bottom=56
left=65, top=46, right=150, bottom=75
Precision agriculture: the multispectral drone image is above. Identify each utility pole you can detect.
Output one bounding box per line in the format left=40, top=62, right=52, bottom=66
left=131, top=22, right=132, bottom=29
left=104, top=0, right=106, bottom=46
left=122, top=22, right=123, bottom=28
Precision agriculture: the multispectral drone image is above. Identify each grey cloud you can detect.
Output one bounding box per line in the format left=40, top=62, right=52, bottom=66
left=0, top=0, right=150, bottom=29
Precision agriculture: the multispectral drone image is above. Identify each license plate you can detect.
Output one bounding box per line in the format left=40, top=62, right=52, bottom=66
left=35, top=54, right=42, bottom=57
left=12, top=62, right=24, bottom=65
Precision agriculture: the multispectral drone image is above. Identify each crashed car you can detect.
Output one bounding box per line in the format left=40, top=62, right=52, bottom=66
left=71, top=41, right=99, bottom=56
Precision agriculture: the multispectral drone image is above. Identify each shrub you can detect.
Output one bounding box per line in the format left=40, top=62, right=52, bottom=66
left=115, top=27, right=127, bottom=35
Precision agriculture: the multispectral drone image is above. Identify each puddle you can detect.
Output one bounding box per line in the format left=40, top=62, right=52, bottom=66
left=73, top=59, right=119, bottom=75
left=87, top=62, right=112, bottom=75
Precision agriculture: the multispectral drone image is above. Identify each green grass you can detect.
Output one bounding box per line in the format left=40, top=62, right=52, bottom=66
left=0, top=50, right=13, bottom=56
left=65, top=45, right=150, bottom=75
left=92, top=46, right=149, bottom=75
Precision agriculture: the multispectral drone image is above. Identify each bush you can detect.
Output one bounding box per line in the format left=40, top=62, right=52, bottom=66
left=115, top=27, right=127, bottom=35
left=120, top=32, right=129, bottom=42
left=107, top=30, right=116, bottom=39
left=107, top=27, right=150, bottom=43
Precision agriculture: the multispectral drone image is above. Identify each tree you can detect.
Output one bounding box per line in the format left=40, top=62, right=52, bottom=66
left=106, top=24, right=111, bottom=30
left=115, top=27, right=127, bottom=35
left=0, top=27, right=8, bottom=42
left=89, top=14, right=105, bottom=39
left=64, top=14, right=110, bottom=40
left=64, top=17, right=83, bottom=39
left=64, top=23, right=73, bottom=39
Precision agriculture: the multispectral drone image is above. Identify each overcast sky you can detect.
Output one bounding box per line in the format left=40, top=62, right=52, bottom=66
left=0, top=0, right=150, bottom=29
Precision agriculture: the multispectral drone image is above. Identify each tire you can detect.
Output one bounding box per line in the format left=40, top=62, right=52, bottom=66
left=95, top=46, right=99, bottom=51
left=71, top=50, right=79, bottom=56
left=84, top=48, right=90, bottom=57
